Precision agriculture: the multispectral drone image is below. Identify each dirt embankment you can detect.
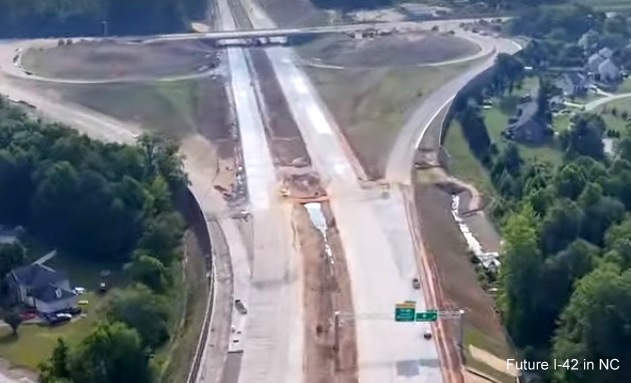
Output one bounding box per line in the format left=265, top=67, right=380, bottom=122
left=22, top=40, right=221, bottom=80
left=247, top=47, right=327, bottom=200
left=248, top=48, right=311, bottom=168
left=413, top=182, right=513, bottom=380
left=299, top=34, right=481, bottom=69
left=293, top=203, right=357, bottom=383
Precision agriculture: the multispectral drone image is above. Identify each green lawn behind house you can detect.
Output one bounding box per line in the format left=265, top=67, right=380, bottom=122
left=484, top=106, right=563, bottom=163
left=0, top=252, right=125, bottom=370
left=575, top=0, right=631, bottom=11
left=444, top=75, right=569, bottom=194
left=594, top=97, right=631, bottom=133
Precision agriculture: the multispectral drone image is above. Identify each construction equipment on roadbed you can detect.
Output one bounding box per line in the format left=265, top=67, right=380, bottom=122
left=279, top=172, right=327, bottom=202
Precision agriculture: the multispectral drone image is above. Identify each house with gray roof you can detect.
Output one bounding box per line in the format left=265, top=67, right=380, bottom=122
left=503, top=101, right=549, bottom=144
left=555, top=73, right=588, bottom=97
left=587, top=47, right=616, bottom=73
left=598, top=58, right=621, bottom=82
left=6, top=263, right=77, bottom=314
left=587, top=53, right=605, bottom=72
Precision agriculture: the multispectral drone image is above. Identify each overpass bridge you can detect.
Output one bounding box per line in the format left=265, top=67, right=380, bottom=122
left=123, top=22, right=417, bottom=43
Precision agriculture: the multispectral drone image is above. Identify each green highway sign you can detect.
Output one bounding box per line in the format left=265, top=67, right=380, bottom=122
left=395, top=302, right=416, bottom=322
left=415, top=310, right=438, bottom=322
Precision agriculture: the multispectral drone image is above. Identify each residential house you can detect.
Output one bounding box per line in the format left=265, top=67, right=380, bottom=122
left=587, top=47, right=615, bottom=73
left=5, top=263, right=77, bottom=314
left=598, top=58, right=621, bottom=82
left=587, top=53, right=605, bottom=72
left=555, top=73, right=588, bottom=97
left=504, top=101, right=548, bottom=144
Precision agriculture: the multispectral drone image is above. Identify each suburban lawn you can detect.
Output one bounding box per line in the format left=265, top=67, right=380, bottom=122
left=594, top=97, right=631, bottom=133
left=483, top=106, right=563, bottom=164
left=616, top=78, right=631, bottom=93
left=443, top=120, right=494, bottom=196
left=0, top=252, right=125, bottom=370
left=444, top=101, right=567, bottom=195
left=576, top=0, right=631, bottom=11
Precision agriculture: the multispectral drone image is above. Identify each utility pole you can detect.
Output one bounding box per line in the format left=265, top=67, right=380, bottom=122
left=102, top=20, right=108, bottom=37
left=457, top=309, right=465, bottom=359
left=333, top=311, right=340, bottom=370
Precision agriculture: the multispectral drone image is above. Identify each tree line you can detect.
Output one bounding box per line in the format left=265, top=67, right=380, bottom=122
left=449, top=53, right=529, bottom=166
left=0, top=98, right=189, bottom=382
left=0, top=0, right=208, bottom=37
left=511, top=4, right=631, bottom=69
left=447, top=44, right=631, bottom=381
left=476, top=113, right=631, bottom=382
left=488, top=114, right=631, bottom=382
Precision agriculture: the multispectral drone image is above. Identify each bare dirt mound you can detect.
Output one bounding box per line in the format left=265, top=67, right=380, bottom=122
left=299, top=33, right=480, bottom=68
left=21, top=40, right=221, bottom=80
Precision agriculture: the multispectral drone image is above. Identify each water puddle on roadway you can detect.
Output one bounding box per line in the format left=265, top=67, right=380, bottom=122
left=304, top=202, right=334, bottom=268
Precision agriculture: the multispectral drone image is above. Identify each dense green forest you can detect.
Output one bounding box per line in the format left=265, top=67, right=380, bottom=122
left=511, top=4, right=631, bottom=68
left=0, top=0, right=207, bottom=37
left=0, top=98, right=189, bottom=382
left=451, top=53, right=631, bottom=380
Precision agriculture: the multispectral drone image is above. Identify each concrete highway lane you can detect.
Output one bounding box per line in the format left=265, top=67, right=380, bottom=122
left=240, top=1, right=444, bottom=381
left=216, top=0, right=304, bottom=382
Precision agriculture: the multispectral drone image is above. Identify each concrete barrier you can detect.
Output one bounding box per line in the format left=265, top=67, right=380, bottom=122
left=177, top=188, right=215, bottom=383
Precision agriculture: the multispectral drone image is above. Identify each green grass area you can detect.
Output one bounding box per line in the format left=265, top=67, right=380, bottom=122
left=58, top=80, right=208, bottom=139
left=305, top=57, right=486, bottom=177
left=0, top=252, right=125, bottom=370
left=483, top=105, right=563, bottom=164
left=443, top=77, right=568, bottom=194
left=443, top=120, right=494, bottom=196
left=464, top=324, right=515, bottom=383
left=575, top=0, right=631, bottom=11
left=464, top=324, right=511, bottom=360
left=616, top=78, right=631, bottom=93
left=594, top=97, right=631, bottom=133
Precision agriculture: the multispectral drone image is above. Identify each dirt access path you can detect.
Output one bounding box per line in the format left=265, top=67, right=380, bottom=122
left=293, top=203, right=358, bottom=383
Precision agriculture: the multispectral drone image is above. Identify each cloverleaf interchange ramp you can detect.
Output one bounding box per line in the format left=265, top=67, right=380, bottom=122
left=0, top=4, right=521, bottom=383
